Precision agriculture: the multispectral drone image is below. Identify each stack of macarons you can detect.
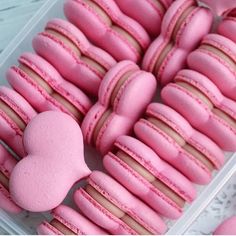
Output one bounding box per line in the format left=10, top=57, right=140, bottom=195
left=0, top=0, right=236, bottom=235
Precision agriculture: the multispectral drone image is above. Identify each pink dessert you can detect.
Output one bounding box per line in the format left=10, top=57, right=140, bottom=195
left=0, top=86, right=36, bottom=157
left=142, top=0, right=213, bottom=86
left=103, top=135, right=196, bottom=219
left=214, top=216, right=236, bottom=235
left=218, top=8, right=236, bottom=44
left=64, top=0, right=150, bottom=62
left=134, top=103, right=224, bottom=184
left=7, top=52, right=92, bottom=124
left=161, top=69, right=236, bottom=151
left=188, top=33, right=236, bottom=101
left=33, top=18, right=116, bottom=96
left=114, top=0, right=173, bottom=38
left=74, top=171, right=167, bottom=235
left=9, top=111, right=91, bottom=212
left=37, top=204, right=107, bottom=235
left=0, top=144, right=21, bottom=214
left=81, top=60, right=157, bottom=154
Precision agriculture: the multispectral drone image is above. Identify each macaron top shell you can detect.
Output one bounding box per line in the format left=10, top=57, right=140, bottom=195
left=84, top=171, right=167, bottom=234
left=214, top=216, right=236, bottom=235
left=114, top=135, right=196, bottom=203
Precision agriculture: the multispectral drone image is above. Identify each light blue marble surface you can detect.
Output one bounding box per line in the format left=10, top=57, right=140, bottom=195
left=0, top=0, right=46, bottom=54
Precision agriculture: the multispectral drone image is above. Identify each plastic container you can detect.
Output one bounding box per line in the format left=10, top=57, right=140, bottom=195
left=0, top=0, right=236, bottom=234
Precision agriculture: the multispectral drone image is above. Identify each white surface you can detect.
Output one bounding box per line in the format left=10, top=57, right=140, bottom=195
left=0, top=0, right=45, bottom=53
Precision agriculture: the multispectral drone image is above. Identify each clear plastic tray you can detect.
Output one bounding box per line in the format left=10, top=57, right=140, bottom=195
left=0, top=0, right=235, bottom=234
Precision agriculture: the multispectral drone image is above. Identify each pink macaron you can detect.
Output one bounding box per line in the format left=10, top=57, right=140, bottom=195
left=214, top=216, right=236, bottom=235
left=134, top=103, right=225, bottom=184
left=33, top=18, right=116, bottom=96
left=142, top=0, right=213, bottom=86
left=114, top=0, right=173, bottom=38
left=188, top=33, right=236, bottom=101
left=64, top=0, right=150, bottom=63
left=161, top=69, right=236, bottom=151
left=0, top=144, right=21, bottom=214
left=82, top=60, right=157, bottom=154
left=37, top=204, right=107, bottom=235
left=10, top=111, right=91, bottom=212
left=7, top=52, right=92, bottom=124
left=0, top=86, right=37, bottom=157
left=74, top=171, right=167, bottom=235
left=218, top=8, right=236, bottom=43
left=103, top=135, right=196, bottom=219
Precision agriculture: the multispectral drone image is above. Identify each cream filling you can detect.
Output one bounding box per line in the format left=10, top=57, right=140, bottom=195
left=0, top=170, right=9, bottom=190
left=84, top=0, right=142, bottom=52
left=45, top=29, right=106, bottom=75
left=92, top=109, right=112, bottom=145
left=50, top=219, right=76, bottom=235
left=85, top=184, right=152, bottom=235
left=176, top=81, right=236, bottom=130
left=147, top=116, right=215, bottom=171
left=152, top=5, right=195, bottom=74
left=116, top=150, right=185, bottom=207
left=19, top=64, right=83, bottom=122
left=199, top=44, right=236, bottom=71
left=110, top=70, right=135, bottom=106
left=0, top=99, right=26, bottom=130
left=152, top=0, right=166, bottom=15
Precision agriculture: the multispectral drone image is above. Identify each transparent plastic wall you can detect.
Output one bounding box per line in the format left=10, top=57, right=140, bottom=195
left=0, top=0, right=236, bottom=234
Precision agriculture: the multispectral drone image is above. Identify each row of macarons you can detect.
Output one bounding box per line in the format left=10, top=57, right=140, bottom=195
left=1, top=0, right=236, bottom=234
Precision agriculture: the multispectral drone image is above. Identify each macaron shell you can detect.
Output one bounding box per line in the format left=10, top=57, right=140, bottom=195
left=114, top=0, right=171, bottom=37
left=0, top=144, right=21, bottom=213
left=64, top=0, right=150, bottom=62
left=218, top=18, right=236, bottom=44
left=51, top=205, right=107, bottom=234
left=187, top=34, right=236, bottom=100
left=214, top=216, right=236, bottom=235
left=161, top=83, right=236, bottom=151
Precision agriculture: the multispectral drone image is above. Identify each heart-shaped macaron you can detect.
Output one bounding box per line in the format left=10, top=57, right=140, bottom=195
left=187, top=34, right=236, bottom=101
left=9, top=111, right=91, bottom=212
left=114, top=0, right=173, bottom=38
left=161, top=69, right=236, bottom=151
left=142, top=0, right=213, bottom=86
left=0, top=86, right=37, bottom=157
left=82, top=60, right=157, bottom=154
left=33, top=18, right=116, bottom=96
left=7, top=52, right=92, bottom=124
left=218, top=8, right=236, bottom=43
left=0, top=144, right=21, bottom=213
left=64, top=0, right=150, bottom=62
